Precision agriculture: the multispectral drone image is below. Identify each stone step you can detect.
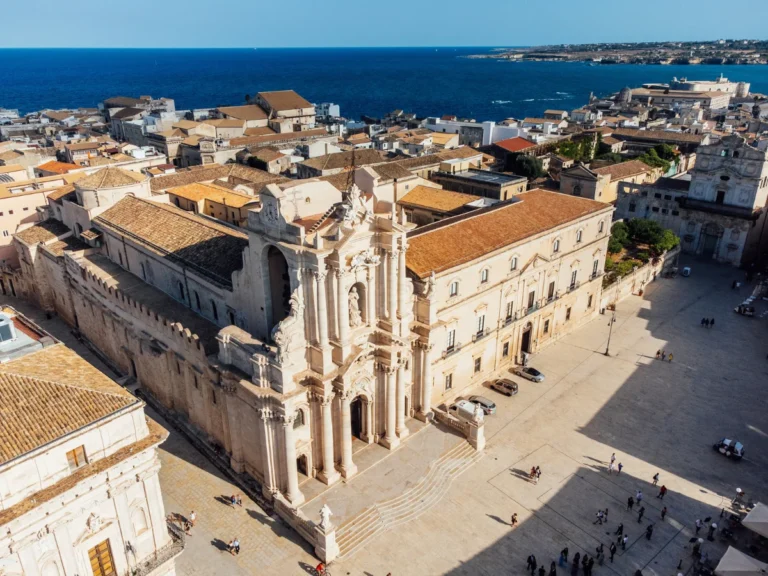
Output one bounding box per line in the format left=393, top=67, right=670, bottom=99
left=337, top=440, right=483, bottom=560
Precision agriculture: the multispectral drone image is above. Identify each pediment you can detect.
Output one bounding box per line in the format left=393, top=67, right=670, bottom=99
left=520, top=253, right=550, bottom=274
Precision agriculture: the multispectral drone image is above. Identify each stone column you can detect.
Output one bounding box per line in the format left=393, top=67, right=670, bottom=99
left=388, top=249, right=398, bottom=322
left=366, top=265, right=376, bottom=327
left=396, top=361, right=409, bottom=439
left=339, top=391, right=358, bottom=478
left=282, top=414, right=304, bottom=506
left=315, top=270, right=329, bottom=348
left=398, top=241, right=409, bottom=319
left=336, top=269, right=350, bottom=345
left=318, top=393, right=340, bottom=485
left=382, top=366, right=400, bottom=449
left=417, top=343, right=434, bottom=422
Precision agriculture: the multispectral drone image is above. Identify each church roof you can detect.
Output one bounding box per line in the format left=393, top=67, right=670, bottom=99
left=76, top=167, right=147, bottom=190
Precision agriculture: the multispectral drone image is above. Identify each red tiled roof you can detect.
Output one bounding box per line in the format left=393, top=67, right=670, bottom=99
left=494, top=137, right=537, bottom=153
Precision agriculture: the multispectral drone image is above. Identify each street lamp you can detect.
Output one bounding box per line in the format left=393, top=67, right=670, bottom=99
left=604, top=308, right=617, bottom=356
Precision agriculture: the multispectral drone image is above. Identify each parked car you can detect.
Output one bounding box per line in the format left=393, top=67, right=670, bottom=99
left=468, top=395, right=496, bottom=415
left=448, top=399, right=479, bottom=423
left=713, top=438, right=744, bottom=460
left=489, top=378, right=519, bottom=397
left=512, top=366, right=545, bottom=382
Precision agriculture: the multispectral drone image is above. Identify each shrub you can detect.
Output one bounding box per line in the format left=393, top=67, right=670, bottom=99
left=608, top=237, right=624, bottom=254
left=604, top=258, right=616, bottom=272
left=636, top=251, right=650, bottom=263
left=611, top=222, right=630, bottom=246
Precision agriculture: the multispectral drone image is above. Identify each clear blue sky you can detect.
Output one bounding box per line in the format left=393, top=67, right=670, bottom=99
left=2, top=0, right=766, bottom=48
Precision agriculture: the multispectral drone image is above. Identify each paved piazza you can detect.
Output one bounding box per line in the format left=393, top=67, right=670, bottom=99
left=4, top=257, right=767, bottom=576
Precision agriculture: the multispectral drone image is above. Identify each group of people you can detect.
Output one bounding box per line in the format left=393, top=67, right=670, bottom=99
left=607, top=453, right=623, bottom=475
left=655, top=350, right=673, bottom=362
left=700, top=317, right=716, bottom=328
left=230, top=494, right=243, bottom=507
left=529, top=466, right=542, bottom=485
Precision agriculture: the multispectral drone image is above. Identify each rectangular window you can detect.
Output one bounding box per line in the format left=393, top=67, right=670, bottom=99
left=593, top=260, right=599, bottom=278
left=88, top=540, right=116, bottom=576
left=672, top=210, right=679, bottom=216
left=566, top=307, right=572, bottom=321
left=474, top=357, right=481, bottom=373
left=588, top=294, right=593, bottom=308
left=445, top=373, right=453, bottom=390
left=570, top=270, right=577, bottom=289
left=476, top=314, right=485, bottom=335
left=548, top=281, right=555, bottom=301
left=628, top=202, right=636, bottom=213
left=505, top=301, right=513, bottom=321
left=664, top=194, right=672, bottom=200
left=651, top=207, right=660, bottom=212
left=212, top=390, right=217, bottom=405
left=654, top=193, right=661, bottom=199
left=543, top=319, right=550, bottom=334
left=66, top=445, right=87, bottom=472
left=528, top=290, right=536, bottom=309
left=502, top=342, right=509, bottom=357
left=446, top=329, right=456, bottom=351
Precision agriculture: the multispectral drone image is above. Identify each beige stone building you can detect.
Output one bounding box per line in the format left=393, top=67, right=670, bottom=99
left=0, top=307, right=180, bottom=576
left=9, top=160, right=613, bottom=561
left=559, top=159, right=660, bottom=204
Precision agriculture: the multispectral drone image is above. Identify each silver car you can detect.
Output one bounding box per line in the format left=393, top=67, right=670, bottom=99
left=512, top=366, right=545, bottom=382
left=489, top=378, right=519, bottom=397
left=468, top=395, right=496, bottom=415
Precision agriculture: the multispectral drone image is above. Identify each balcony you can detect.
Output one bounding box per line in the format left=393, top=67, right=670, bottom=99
left=129, top=526, right=185, bottom=576
left=590, top=271, right=603, bottom=281
left=472, top=327, right=491, bottom=343
left=442, top=343, right=462, bottom=359
left=567, top=280, right=581, bottom=293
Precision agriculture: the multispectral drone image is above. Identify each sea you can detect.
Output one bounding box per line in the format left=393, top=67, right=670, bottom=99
left=3, top=47, right=768, bottom=121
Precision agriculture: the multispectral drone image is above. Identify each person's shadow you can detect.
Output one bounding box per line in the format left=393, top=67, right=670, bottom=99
left=509, top=468, right=532, bottom=481
left=211, top=538, right=229, bottom=552
left=486, top=514, right=511, bottom=526
left=298, top=561, right=317, bottom=574
left=215, top=495, right=234, bottom=507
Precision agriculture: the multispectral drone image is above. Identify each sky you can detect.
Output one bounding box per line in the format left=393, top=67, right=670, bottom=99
left=1, top=0, right=767, bottom=48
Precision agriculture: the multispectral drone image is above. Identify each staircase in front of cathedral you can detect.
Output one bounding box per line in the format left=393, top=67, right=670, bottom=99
left=335, top=440, right=483, bottom=559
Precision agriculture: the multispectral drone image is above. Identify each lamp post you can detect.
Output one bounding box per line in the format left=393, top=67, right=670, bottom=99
left=604, top=308, right=616, bottom=356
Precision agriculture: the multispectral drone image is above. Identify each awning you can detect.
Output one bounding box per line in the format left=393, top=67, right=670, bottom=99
left=743, top=503, right=768, bottom=539
left=715, top=546, right=768, bottom=575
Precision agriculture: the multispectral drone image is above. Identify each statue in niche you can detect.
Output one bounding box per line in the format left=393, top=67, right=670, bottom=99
left=349, top=287, right=363, bottom=327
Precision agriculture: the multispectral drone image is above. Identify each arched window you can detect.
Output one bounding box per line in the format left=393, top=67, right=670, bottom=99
left=576, top=229, right=583, bottom=243
left=40, top=561, right=60, bottom=576
left=510, top=257, right=518, bottom=271
left=449, top=281, right=459, bottom=297
left=553, top=239, right=560, bottom=253
left=480, top=269, right=489, bottom=284
left=293, top=409, right=305, bottom=429
left=131, top=507, right=149, bottom=536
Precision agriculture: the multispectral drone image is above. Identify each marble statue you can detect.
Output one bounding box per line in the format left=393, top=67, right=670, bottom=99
left=319, top=504, right=333, bottom=531
left=349, top=287, right=362, bottom=327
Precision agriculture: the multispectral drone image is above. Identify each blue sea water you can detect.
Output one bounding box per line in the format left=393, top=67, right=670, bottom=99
left=3, top=48, right=768, bottom=121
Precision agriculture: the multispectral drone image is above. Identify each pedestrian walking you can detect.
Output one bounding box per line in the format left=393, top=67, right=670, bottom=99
left=622, top=534, right=628, bottom=550
left=511, top=512, right=518, bottom=527
left=668, top=353, right=673, bottom=362
left=572, top=553, right=580, bottom=576
left=701, top=317, right=707, bottom=327
left=227, top=537, right=240, bottom=555
left=710, top=318, right=715, bottom=329
left=627, top=496, right=635, bottom=511
left=588, top=556, right=595, bottom=574
left=536, top=466, right=542, bottom=484
left=610, top=452, right=616, bottom=466
left=661, top=351, right=666, bottom=361
left=732, top=488, right=744, bottom=504
left=608, top=460, right=615, bottom=474
left=615, top=523, right=624, bottom=538
left=704, top=318, right=710, bottom=328
left=538, top=566, right=546, bottom=576
left=657, top=485, right=667, bottom=499
left=189, top=511, right=197, bottom=527
left=530, top=466, right=537, bottom=481
left=695, top=518, right=703, bottom=534
left=609, top=542, right=617, bottom=562
left=638, top=506, right=645, bottom=523
left=573, top=552, right=580, bottom=568
left=594, top=510, right=604, bottom=525
left=661, top=506, right=667, bottom=521
left=636, top=490, right=643, bottom=504
left=652, top=473, right=659, bottom=486
left=618, top=462, right=623, bottom=474
left=582, top=554, right=589, bottom=574
left=526, top=554, right=537, bottom=574
left=560, top=546, right=569, bottom=566
left=708, top=522, right=717, bottom=540
left=646, top=524, right=654, bottom=540
left=549, top=561, right=557, bottom=576
left=237, top=494, right=243, bottom=507
left=230, top=494, right=237, bottom=507
left=656, top=349, right=661, bottom=359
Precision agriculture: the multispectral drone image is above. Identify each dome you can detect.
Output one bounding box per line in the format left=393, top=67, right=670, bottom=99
left=616, top=86, right=633, bottom=104
left=75, top=167, right=148, bottom=191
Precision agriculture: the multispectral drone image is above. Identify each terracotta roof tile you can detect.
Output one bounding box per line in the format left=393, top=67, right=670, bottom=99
left=217, top=105, right=268, bottom=121
left=592, top=160, right=652, bottom=181
left=169, top=182, right=256, bottom=208
left=0, top=344, right=137, bottom=464
left=149, top=164, right=279, bottom=192
left=399, top=186, right=480, bottom=212
left=494, top=137, right=537, bottom=153
left=37, top=160, right=79, bottom=174
left=76, top=167, right=147, bottom=189
left=94, top=196, right=248, bottom=287
left=612, top=128, right=705, bottom=144
left=258, top=90, right=312, bottom=111
left=14, top=219, right=71, bottom=245
left=406, top=189, right=611, bottom=278
left=300, top=149, right=388, bottom=171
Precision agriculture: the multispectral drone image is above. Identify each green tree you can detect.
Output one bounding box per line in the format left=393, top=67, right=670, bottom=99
left=638, top=149, right=671, bottom=173
left=611, top=221, right=630, bottom=246
left=653, top=143, right=677, bottom=161
left=608, top=237, right=624, bottom=254
left=651, top=229, right=680, bottom=254
left=627, top=218, right=664, bottom=244
left=596, top=152, right=625, bottom=164
left=510, top=154, right=545, bottom=178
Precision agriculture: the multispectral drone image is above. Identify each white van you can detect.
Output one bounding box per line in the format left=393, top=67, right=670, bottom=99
left=448, top=400, right=477, bottom=424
